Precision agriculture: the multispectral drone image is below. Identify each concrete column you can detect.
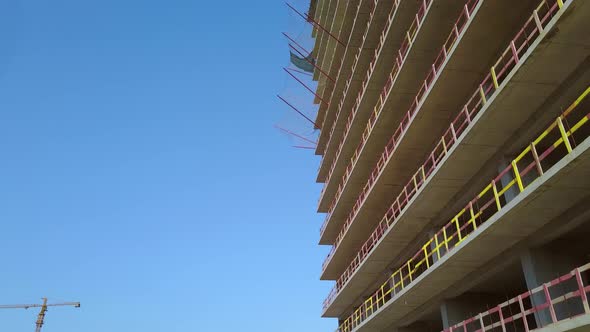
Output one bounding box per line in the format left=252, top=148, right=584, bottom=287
left=498, top=156, right=519, bottom=203
left=440, top=298, right=476, bottom=329
left=387, top=268, right=396, bottom=293
left=440, top=294, right=501, bottom=330
left=498, top=153, right=539, bottom=204
left=520, top=247, right=583, bottom=327
left=429, top=229, right=446, bottom=265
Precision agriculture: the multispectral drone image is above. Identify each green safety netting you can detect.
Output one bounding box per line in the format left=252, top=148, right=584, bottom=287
left=289, top=51, right=315, bottom=73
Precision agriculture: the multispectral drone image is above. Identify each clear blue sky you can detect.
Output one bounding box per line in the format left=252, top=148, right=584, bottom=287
left=0, top=1, right=334, bottom=331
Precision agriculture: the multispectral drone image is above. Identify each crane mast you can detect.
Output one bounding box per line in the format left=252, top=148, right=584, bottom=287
left=34, top=298, right=47, bottom=332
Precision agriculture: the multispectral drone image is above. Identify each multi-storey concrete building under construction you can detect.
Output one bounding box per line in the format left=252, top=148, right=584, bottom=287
left=305, top=0, right=590, bottom=331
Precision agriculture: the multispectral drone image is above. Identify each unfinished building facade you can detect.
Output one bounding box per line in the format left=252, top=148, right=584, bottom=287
left=306, top=0, right=590, bottom=331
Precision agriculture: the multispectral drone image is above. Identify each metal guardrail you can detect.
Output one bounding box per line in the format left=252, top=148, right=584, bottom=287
left=336, top=37, right=582, bottom=332
left=336, top=82, right=588, bottom=330
left=444, top=262, right=590, bottom=332
left=321, top=0, right=480, bottom=275
left=318, top=0, right=399, bottom=213
left=321, top=0, right=565, bottom=285
left=317, top=0, right=381, bottom=178
left=320, top=0, right=430, bottom=241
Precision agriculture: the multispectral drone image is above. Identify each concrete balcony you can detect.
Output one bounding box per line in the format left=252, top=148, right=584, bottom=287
left=316, top=0, right=361, bottom=125
left=318, top=0, right=468, bottom=241
left=343, top=130, right=590, bottom=332
left=318, top=0, right=540, bottom=252
left=317, top=0, right=421, bottom=196
left=316, top=0, right=373, bottom=157
left=317, top=0, right=415, bottom=177
left=335, top=83, right=590, bottom=331
left=315, top=0, right=339, bottom=96
left=442, top=263, right=590, bottom=332
left=314, top=0, right=361, bottom=137
left=322, top=0, right=590, bottom=316
left=313, top=0, right=338, bottom=83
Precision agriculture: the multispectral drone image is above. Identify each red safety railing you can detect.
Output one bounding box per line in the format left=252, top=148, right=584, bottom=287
left=324, top=0, right=568, bottom=309
left=322, top=0, right=477, bottom=272
left=317, top=0, right=377, bottom=155
left=335, top=84, right=587, bottom=332
left=317, top=0, right=382, bottom=184
left=332, top=2, right=574, bottom=327
left=318, top=0, right=399, bottom=202
left=444, top=263, right=590, bottom=332
left=316, top=0, right=359, bottom=130
left=323, top=0, right=430, bottom=213
left=318, top=0, right=403, bottom=234
left=319, top=0, right=430, bottom=238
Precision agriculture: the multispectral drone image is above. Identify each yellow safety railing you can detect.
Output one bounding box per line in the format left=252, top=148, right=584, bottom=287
left=324, top=0, right=570, bottom=308
left=335, top=82, right=587, bottom=331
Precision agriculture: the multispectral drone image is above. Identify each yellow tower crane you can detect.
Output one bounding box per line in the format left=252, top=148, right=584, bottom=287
left=0, top=298, right=80, bottom=332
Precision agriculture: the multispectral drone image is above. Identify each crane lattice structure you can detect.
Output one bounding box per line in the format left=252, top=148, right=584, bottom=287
left=0, top=298, right=80, bottom=332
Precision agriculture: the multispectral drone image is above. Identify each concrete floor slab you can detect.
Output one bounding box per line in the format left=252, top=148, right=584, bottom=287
left=316, top=0, right=373, bottom=157
left=317, top=0, right=540, bottom=242
left=347, top=135, right=590, bottom=330
left=317, top=0, right=423, bottom=209
left=314, top=0, right=337, bottom=82
left=316, top=0, right=350, bottom=112
left=318, top=0, right=461, bottom=239
left=535, top=314, right=590, bottom=332
left=320, top=0, right=589, bottom=286
left=317, top=0, right=417, bottom=180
